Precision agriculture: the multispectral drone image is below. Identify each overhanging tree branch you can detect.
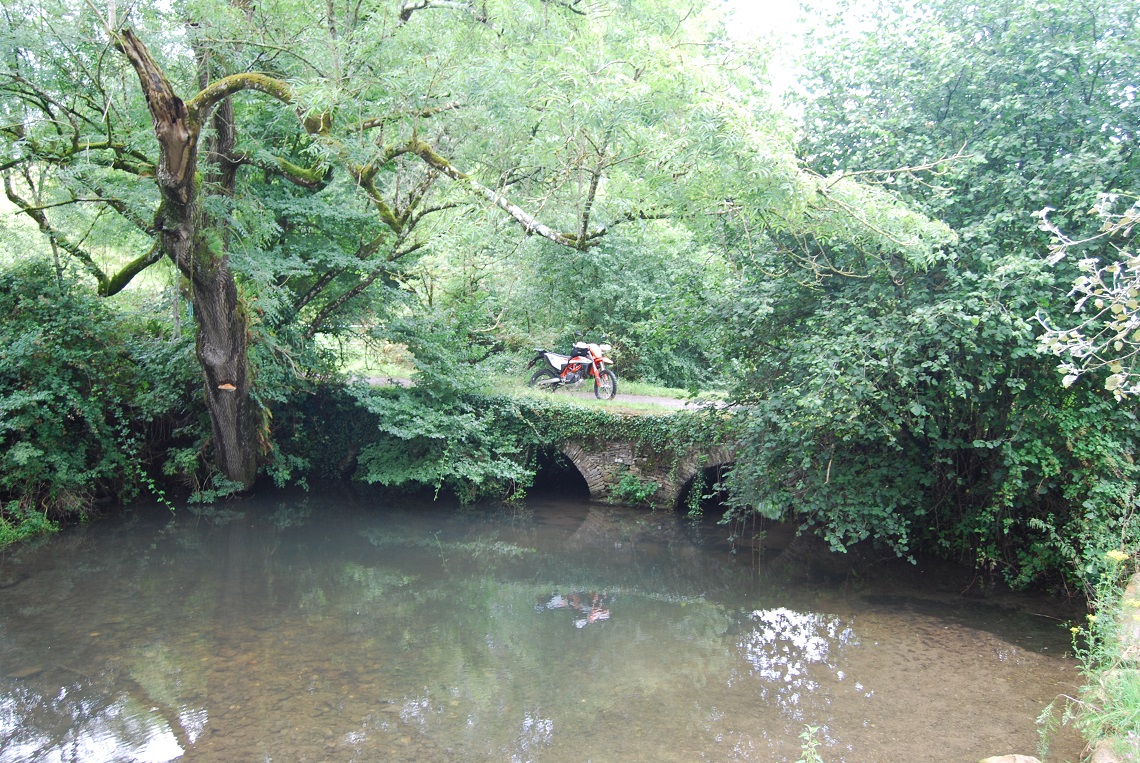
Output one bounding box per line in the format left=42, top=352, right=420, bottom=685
left=3, top=172, right=162, bottom=295
left=408, top=138, right=587, bottom=248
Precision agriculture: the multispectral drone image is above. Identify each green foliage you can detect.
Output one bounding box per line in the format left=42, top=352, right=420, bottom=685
left=446, top=225, right=734, bottom=388
left=611, top=470, right=661, bottom=509
left=0, top=260, right=197, bottom=538
left=4, top=0, right=1134, bottom=609
left=800, top=0, right=1137, bottom=240
left=1037, top=195, right=1140, bottom=398
left=273, top=369, right=729, bottom=507
left=715, top=0, right=1140, bottom=588
left=796, top=724, right=827, bottom=763
left=281, top=297, right=728, bottom=502
left=684, top=465, right=709, bottom=518
left=0, top=500, right=58, bottom=545
left=352, top=385, right=536, bottom=503
left=722, top=238, right=1140, bottom=586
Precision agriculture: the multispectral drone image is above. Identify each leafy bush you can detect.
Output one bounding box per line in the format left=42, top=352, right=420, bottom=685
left=611, top=470, right=661, bottom=508
left=721, top=251, right=1140, bottom=589
left=0, top=261, right=196, bottom=538
left=728, top=0, right=1140, bottom=591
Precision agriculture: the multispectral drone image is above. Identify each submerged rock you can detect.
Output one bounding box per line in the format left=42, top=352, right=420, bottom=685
left=8, top=665, right=43, bottom=679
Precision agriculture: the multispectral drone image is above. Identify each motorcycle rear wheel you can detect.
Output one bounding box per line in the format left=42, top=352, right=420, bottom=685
left=594, top=369, right=617, bottom=400
left=529, top=368, right=560, bottom=392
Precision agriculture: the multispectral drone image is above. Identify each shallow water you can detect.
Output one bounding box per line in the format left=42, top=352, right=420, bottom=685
left=0, top=488, right=1083, bottom=762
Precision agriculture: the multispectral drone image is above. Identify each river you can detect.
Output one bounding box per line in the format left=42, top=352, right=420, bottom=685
left=0, top=486, right=1084, bottom=762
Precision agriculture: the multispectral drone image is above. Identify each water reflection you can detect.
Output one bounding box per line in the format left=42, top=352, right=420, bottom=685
left=513, top=709, right=555, bottom=762
left=0, top=491, right=1082, bottom=762
left=535, top=592, right=613, bottom=628
left=733, top=608, right=858, bottom=722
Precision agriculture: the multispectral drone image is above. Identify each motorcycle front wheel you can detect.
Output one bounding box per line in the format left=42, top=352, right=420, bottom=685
left=529, top=368, right=560, bottom=392
left=594, top=369, right=617, bottom=400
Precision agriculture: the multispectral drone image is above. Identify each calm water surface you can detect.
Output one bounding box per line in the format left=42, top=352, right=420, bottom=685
left=0, top=488, right=1083, bottom=762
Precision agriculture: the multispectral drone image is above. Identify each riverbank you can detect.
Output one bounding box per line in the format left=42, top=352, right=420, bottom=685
left=1067, top=567, right=1140, bottom=762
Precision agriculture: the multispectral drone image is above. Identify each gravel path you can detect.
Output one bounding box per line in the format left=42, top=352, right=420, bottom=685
left=363, top=376, right=703, bottom=411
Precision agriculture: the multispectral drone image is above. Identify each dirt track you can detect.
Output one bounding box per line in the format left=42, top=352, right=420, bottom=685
left=556, top=387, right=692, bottom=409
left=364, top=376, right=700, bottom=411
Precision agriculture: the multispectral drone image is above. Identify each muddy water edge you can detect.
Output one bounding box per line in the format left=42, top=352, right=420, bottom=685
left=0, top=487, right=1085, bottom=762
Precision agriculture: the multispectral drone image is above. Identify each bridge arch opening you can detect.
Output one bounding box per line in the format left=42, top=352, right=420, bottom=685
left=529, top=449, right=590, bottom=498
left=675, top=462, right=733, bottom=517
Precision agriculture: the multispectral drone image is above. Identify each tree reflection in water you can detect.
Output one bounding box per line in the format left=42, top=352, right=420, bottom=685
left=0, top=678, right=195, bottom=763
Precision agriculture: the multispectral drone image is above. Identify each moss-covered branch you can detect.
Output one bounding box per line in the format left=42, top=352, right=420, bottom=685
left=186, top=72, right=294, bottom=119
left=273, top=156, right=332, bottom=188
left=0, top=133, right=156, bottom=177
left=99, top=240, right=164, bottom=296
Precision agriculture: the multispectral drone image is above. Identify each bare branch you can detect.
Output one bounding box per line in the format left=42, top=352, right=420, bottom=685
left=820, top=143, right=972, bottom=189
left=187, top=38, right=328, bottom=77
left=590, top=208, right=668, bottom=240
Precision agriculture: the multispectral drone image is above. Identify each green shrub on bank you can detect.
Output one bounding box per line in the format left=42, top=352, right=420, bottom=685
left=0, top=261, right=195, bottom=539
left=720, top=252, right=1140, bottom=591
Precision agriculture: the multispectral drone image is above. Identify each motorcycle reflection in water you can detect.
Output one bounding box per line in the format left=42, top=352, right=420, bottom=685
left=536, top=592, right=613, bottom=628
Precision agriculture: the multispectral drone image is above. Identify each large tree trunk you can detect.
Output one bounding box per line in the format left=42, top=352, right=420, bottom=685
left=117, top=29, right=260, bottom=489
left=189, top=257, right=259, bottom=487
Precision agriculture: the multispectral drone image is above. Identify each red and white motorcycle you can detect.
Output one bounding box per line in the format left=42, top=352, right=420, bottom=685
left=526, top=336, right=617, bottom=400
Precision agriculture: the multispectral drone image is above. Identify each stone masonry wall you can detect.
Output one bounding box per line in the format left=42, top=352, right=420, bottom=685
left=560, top=440, right=734, bottom=507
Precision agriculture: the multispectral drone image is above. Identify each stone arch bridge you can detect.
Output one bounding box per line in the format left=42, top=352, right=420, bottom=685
left=558, top=440, right=735, bottom=508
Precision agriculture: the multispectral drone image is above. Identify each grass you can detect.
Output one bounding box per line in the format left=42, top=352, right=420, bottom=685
left=512, top=377, right=706, bottom=415
left=320, top=333, right=417, bottom=380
